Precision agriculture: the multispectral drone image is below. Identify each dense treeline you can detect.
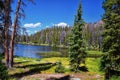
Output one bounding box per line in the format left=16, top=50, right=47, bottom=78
left=83, top=20, right=104, bottom=50
left=19, top=20, right=104, bottom=50
left=20, top=26, right=71, bottom=46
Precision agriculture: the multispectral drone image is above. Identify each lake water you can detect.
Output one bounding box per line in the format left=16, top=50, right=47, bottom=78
left=14, top=44, right=68, bottom=58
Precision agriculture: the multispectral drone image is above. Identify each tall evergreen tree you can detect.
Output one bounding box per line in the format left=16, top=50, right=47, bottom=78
left=69, top=1, right=86, bottom=72
left=100, top=0, right=120, bottom=79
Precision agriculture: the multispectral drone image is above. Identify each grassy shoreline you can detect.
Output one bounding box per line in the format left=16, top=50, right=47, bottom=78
left=18, top=42, right=68, bottom=48
left=36, top=50, right=104, bottom=58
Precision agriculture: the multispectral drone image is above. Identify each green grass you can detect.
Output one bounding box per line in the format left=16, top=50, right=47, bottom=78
left=7, top=50, right=105, bottom=79
left=86, top=50, right=104, bottom=58
left=40, top=57, right=70, bottom=73
left=86, top=50, right=103, bottom=54
left=8, top=57, right=104, bottom=76
left=38, top=50, right=103, bottom=58
left=8, top=57, right=57, bottom=80
left=37, top=51, right=63, bottom=58
left=86, top=58, right=102, bottom=73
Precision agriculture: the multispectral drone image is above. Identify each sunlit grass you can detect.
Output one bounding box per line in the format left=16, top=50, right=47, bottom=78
left=37, top=51, right=62, bottom=58
left=86, top=50, right=103, bottom=54
left=40, top=57, right=70, bottom=73
left=10, top=57, right=103, bottom=74
left=86, top=58, right=102, bottom=74
left=8, top=55, right=104, bottom=79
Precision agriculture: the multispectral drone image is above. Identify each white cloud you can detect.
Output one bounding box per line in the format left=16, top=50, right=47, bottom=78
left=46, top=26, right=49, bottom=28
left=55, top=22, right=68, bottom=27
left=24, top=22, right=41, bottom=28
left=34, top=30, right=37, bottom=33
left=25, top=30, right=32, bottom=35
left=26, top=30, right=30, bottom=33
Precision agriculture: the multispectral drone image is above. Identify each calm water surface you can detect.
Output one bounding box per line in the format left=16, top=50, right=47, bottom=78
left=14, top=44, right=68, bottom=58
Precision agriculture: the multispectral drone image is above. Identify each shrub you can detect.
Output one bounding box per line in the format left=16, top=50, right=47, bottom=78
left=55, top=62, right=65, bottom=73
left=110, top=75, right=120, bottom=80
left=0, top=54, right=8, bottom=80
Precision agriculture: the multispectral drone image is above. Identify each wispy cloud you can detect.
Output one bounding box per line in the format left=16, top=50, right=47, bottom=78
left=34, top=30, right=38, bottom=33
left=24, top=22, right=41, bottom=28
left=54, top=22, right=68, bottom=27
left=26, top=30, right=30, bottom=33
left=46, top=26, right=49, bottom=28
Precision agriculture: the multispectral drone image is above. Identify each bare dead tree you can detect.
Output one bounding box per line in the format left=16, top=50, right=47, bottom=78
left=9, top=0, right=22, bottom=68
left=9, top=0, right=34, bottom=68
left=4, top=0, right=12, bottom=67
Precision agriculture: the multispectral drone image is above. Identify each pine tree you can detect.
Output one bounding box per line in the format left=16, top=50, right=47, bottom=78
left=69, top=1, right=86, bottom=72
left=100, top=0, right=120, bottom=79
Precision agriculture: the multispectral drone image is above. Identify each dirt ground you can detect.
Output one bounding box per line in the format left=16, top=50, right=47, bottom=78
left=21, top=73, right=104, bottom=80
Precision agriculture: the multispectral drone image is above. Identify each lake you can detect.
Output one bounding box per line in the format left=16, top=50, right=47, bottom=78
left=14, top=44, right=68, bottom=58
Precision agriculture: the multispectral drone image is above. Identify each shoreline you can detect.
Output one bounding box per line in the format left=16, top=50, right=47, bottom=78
left=18, top=42, right=69, bottom=48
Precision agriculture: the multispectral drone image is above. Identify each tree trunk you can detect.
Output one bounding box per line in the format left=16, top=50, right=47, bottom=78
left=9, top=0, right=21, bottom=68
left=4, top=0, right=11, bottom=67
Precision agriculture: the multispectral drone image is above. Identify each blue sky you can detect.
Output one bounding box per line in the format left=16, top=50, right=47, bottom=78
left=12, top=0, right=104, bottom=35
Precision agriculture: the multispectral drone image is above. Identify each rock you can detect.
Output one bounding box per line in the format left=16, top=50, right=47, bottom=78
left=71, top=78, right=81, bottom=80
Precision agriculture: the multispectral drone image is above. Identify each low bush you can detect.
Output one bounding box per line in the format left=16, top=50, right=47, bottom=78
left=55, top=62, right=65, bottom=73
left=0, top=54, right=8, bottom=80
left=110, top=75, right=120, bottom=80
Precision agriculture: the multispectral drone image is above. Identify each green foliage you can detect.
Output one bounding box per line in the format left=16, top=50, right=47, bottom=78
left=55, top=62, right=65, bottom=73
left=110, top=75, right=120, bottom=80
left=69, top=2, right=87, bottom=72
left=101, top=0, right=120, bottom=79
left=0, top=54, right=8, bottom=80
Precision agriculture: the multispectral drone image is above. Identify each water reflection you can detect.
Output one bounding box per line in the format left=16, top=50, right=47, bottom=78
left=14, top=44, right=68, bottom=58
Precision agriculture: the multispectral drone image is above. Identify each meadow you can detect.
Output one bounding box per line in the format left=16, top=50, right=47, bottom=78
left=8, top=50, right=104, bottom=80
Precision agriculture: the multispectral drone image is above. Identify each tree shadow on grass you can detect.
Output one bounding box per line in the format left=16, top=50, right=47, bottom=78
left=14, top=61, right=30, bottom=65
left=15, top=62, right=52, bottom=68
left=79, top=66, right=88, bottom=72
left=10, top=63, right=56, bottom=78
